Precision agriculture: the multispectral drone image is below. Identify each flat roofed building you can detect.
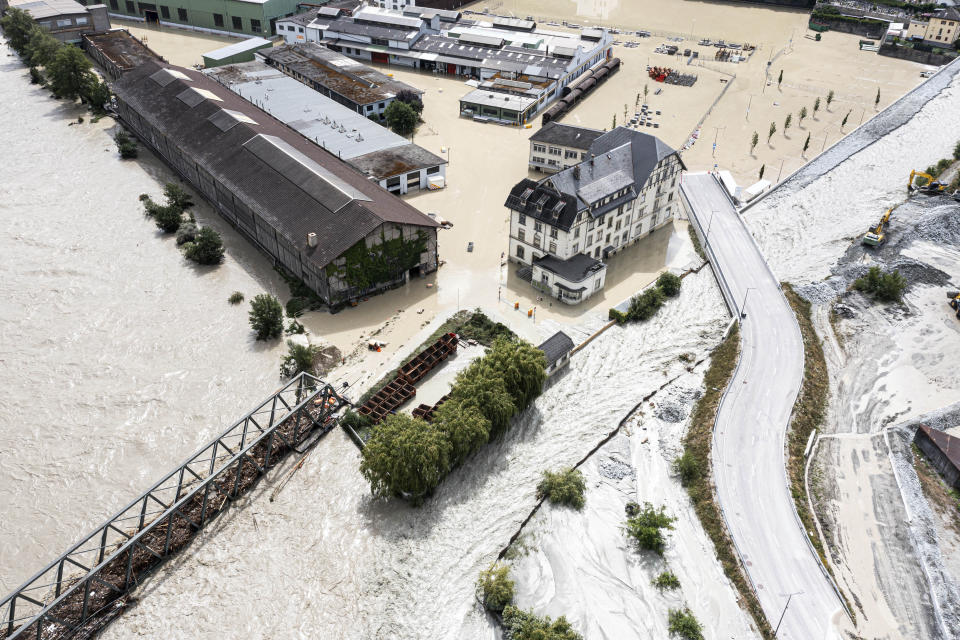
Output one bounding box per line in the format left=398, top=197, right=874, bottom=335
left=9, top=0, right=110, bottom=42
left=259, top=42, right=421, bottom=117
left=529, top=121, right=604, bottom=173
left=113, top=60, right=439, bottom=307
left=458, top=88, right=536, bottom=125
left=202, top=36, right=272, bottom=67
left=504, top=127, right=684, bottom=304
left=82, top=28, right=162, bottom=78
left=101, top=0, right=302, bottom=37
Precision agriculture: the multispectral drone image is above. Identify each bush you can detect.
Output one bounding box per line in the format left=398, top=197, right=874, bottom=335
left=286, top=296, right=309, bottom=318
left=384, top=100, right=418, bottom=136
left=183, top=227, right=224, bottom=264
left=228, top=291, right=244, bottom=305
left=163, top=183, right=194, bottom=210
left=359, top=413, right=452, bottom=502
left=175, top=222, right=198, bottom=245
left=608, top=308, right=628, bottom=324
left=153, top=205, right=183, bottom=233
left=625, top=502, right=676, bottom=555
left=114, top=131, right=138, bottom=159
left=477, top=563, right=514, bottom=613
left=286, top=319, right=305, bottom=335
left=672, top=450, right=700, bottom=486
left=853, top=266, right=907, bottom=302
left=280, top=340, right=321, bottom=378
left=28, top=66, right=44, bottom=85
left=248, top=294, right=284, bottom=340
left=81, top=78, right=111, bottom=113
left=627, top=287, right=665, bottom=321
left=652, top=570, right=681, bottom=591
left=657, top=272, right=682, bottom=297
left=667, top=608, right=703, bottom=640
left=536, top=468, right=586, bottom=509
left=501, top=606, right=583, bottom=640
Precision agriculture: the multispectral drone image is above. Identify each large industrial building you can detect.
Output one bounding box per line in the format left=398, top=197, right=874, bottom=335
left=205, top=59, right=446, bottom=193
left=100, top=0, right=301, bottom=37
left=5, top=0, right=110, bottom=42
left=275, top=4, right=613, bottom=125
left=504, top=127, right=684, bottom=304
left=112, top=60, right=440, bottom=307
left=82, top=28, right=163, bottom=78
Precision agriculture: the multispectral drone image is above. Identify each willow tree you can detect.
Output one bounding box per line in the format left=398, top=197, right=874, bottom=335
left=483, top=338, right=547, bottom=409
left=360, top=413, right=451, bottom=502
left=432, top=399, right=491, bottom=466
left=449, top=358, right=516, bottom=438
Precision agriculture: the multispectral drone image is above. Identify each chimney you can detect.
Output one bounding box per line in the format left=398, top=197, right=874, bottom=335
left=307, top=232, right=318, bottom=247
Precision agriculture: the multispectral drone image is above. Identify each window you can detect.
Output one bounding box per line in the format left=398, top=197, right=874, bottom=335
left=574, top=227, right=580, bottom=238
left=125, top=0, right=134, bottom=11
left=76, top=16, right=88, bottom=24
left=586, top=234, right=592, bottom=245
left=110, top=0, right=118, bottom=9
left=160, top=5, right=169, bottom=17
left=518, top=214, right=526, bottom=226
left=427, top=166, right=440, bottom=175
left=607, top=216, right=613, bottom=228
left=232, top=15, right=242, bottom=29
left=534, top=235, right=541, bottom=248
left=573, top=243, right=579, bottom=253
left=549, top=228, right=557, bottom=239
left=214, top=13, right=224, bottom=26
left=250, top=18, right=261, bottom=32
left=549, top=241, right=557, bottom=253
left=615, top=220, right=621, bottom=231
left=534, top=221, right=542, bottom=232
left=518, top=228, right=526, bottom=242
left=177, top=7, right=186, bottom=19
left=516, top=245, right=525, bottom=259
left=378, top=102, right=385, bottom=109
left=548, top=146, right=561, bottom=156
left=533, top=143, right=546, bottom=153
left=57, top=18, right=72, bottom=26
left=595, top=278, right=602, bottom=291
left=565, top=150, right=578, bottom=159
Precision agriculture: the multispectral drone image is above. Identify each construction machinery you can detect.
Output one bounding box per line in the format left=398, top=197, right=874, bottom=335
left=908, top=169, right=946, bottom=194
left=862, top=206, right=893, bottom=246
left=949, top=291, right=960, bottom=319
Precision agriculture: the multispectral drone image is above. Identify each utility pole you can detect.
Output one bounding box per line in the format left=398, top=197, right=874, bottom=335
left=712, top=125, right=725, bottom=157
left=821, top=132, right=828, bottom=152
left=739, top=287, right=756, bottom=319
left=774, top=591, right=803, bottom=636
left=777, top=158, right=785, bottom=183
left=746, top=94, right=753, bottom=121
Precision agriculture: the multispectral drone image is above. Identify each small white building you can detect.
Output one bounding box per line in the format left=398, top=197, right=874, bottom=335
left=505, top=126, right=684, bottom=304
left=528, top=121, right=604, bottom=173
left=537, top=331, right=575, bottom=377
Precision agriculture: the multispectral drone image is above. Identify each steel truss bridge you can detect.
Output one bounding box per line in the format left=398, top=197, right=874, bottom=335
left=1, top=373, right=347, bottom=639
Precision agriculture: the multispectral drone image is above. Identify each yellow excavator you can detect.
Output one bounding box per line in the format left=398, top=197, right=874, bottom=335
left=949, top=291, right=960, bottom=319
left=862, top=206, right=893, bottom=246
left=908, top=169, right=946, bottom=194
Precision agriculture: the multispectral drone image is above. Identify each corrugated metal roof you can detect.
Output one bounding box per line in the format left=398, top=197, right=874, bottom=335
left=11, top=0, right=86, bottom=19
left=202, top=37, right=272, bottom=61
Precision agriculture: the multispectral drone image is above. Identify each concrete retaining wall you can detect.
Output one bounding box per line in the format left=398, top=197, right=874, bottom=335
left=879, top=43, right=958, bottom=67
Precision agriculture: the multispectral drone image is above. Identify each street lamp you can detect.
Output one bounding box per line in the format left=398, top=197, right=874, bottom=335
left=706, top=209, right=717, bottom=238
left=774, top=591, right=804, bottom=636
left=739, top=286, right=756, bottom=319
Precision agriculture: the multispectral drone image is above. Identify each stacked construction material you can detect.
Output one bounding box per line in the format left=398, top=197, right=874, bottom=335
left=358, top=333, right=459, bottom=424
left=411, top=393, right=450, bottom=422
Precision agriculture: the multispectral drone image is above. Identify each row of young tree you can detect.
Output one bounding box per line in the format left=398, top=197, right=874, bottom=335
left=1, top=8, right=110, bottom=110
left=359, top=337, right=547, bottom=503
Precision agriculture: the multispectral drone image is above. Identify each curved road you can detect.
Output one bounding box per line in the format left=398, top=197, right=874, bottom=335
left=681, top=173, right=844, bottom=639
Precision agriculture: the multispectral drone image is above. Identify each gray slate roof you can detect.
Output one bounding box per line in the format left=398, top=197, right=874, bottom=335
left=530, top=121, right=604, bottom=150
left=534, top=253, right=604, bottom=283
left=537, top=331, right=575, bottom=368
left=933, top=7, right=960, bottom=21
left=113, top=60, right=436, bottom=271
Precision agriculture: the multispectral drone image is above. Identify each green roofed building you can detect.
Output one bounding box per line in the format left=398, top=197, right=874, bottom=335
left=95, top=0, right=305, bottom=37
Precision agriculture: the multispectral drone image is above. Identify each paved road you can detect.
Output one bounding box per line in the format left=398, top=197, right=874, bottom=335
left=681, top=173, right=845, bottom=639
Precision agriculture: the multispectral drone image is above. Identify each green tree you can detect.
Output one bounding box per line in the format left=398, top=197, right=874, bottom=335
left=668, top=608, right=704, bottom=640
left=248, top=293, right=284, bottom=340
left=81, top=77, right=111, bottom=112
left=432, top=399, right=491, bottom=466
left=813, top=96, right=821, bottom=117
left=612, top=113, right=617, bottom=129
left=24, top=27, right=61, bottom=68
left=0, top=8, right=37, bottom=53
left=384, top=99, right=417, bottom=136
left=841, top=109, right=851, bottom=130
left=482, top=337, right=547, bottom=409
left=501, top=606, right=583, bottom=640
left=853, top=266, right=907, bottom=302
left=164, top=182, right=194, bottom=210
left=798, top=105, right=807, bottom=127
left=759, top=164, right=765, bottom=180
left=280, top=340, right=321, bottom=378
left=29, top=66, right=44, bottom=85
left=115, top=131, right=138, bottom=158
left=447, top=359, right=515, bottom=438
left=643, top=83, right=649, bottom=101
left=46, top=44, right=93, bottom=100
left=477, top=564, right=514, bottom=613
left=183, top=227, right=224, bottom=264
left=826, top=89, right=835, bottom=110
left=627, top=286, right=665, bottom=321
left=875, top=87, right=881, bottom=109
left=394, top=89, right=423, bottom=116
left=777, top=69, right=783, bottom=88
left=153, top=204, right=183, bottom=233
left=537, top=468, right=586, bottom=509
left=767, top=121, right=776, bottom=143
left=750, top=131, right=758, bottom=154
left=783, top=112, right=792, bottom=135
left=657, top=271, right=682, bottom=297
left=803, top=132, right=811, bottom=156
left=359, top=413, right=452, bottom=502
left=625, top=502, right=676, bottom=555
left=228, top=291, right=245, bottom=305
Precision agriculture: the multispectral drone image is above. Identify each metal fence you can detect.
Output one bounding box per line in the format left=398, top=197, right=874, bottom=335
left=1, top=373, right=347, bottom=639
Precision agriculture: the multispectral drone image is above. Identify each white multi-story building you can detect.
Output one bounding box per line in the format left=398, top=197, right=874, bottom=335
left=528, top=121, right=604, bottom=173
left=505, top=126, right=684, bottom=304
